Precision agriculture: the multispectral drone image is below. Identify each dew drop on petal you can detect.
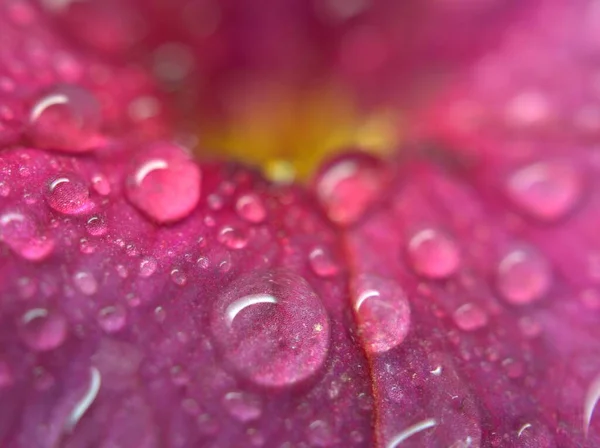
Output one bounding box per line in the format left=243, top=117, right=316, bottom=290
left=45, top=173, right=93, bottom=215
left=452, top=303, right=488, bottom=331
left=235, top=193, right=266, bottom=223
left=27, top=84, right=101, bottom=152
left=85, top=215, right=107, bottom=236
left=91, top=174, right=111, bottom=196
left=211, top=270, right=330, bottom=387
left=223, top=391, right=262, bottom=422
left=217, top=226, right=248, bottom=250
left=125, top=143, right=201, bottom=223
left=497, top=247, right=551, bottom=305
left=18, top=308, right=67, bottom=351
left=307, top=420, right=335, bottom=447
left=73, top=271, right=98, bottom=295
left=407, top=228, right=460, bottom=279
left=0, top=211, right=54, bottom=261
left=506, top=160, right=583, bottom=222
left=97, top=305, right=127, bottom=333
left=313, top=152, right=385, bottom=226
left=170, top=268, right=187, bottom=286
left=308, top=247, right=339, bottom=278
left=139, top=256, right=158, bottom=277
left=352, top=275, right=411, bottom=354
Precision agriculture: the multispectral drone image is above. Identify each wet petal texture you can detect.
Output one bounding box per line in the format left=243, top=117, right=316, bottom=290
left=0, top=146, right=373, bottom=447
left=344, top=160, right=600, bottom=447
left=0, top=0, right=169, bottom=148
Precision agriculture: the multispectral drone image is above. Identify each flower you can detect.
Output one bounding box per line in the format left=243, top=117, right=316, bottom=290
left=0, top=0, right=598, bottom=447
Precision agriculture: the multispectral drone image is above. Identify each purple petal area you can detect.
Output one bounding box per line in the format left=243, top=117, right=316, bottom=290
left=343, top=160, right=600, bottom=447
left=0, top=146, right=374, bottom=447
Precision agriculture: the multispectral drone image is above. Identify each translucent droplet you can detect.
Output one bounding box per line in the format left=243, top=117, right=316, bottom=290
left=223, top=391, right=262, bottom=422
left=125, top=143, right=201, bottom=223
left=313, top=152, right=384, bottom=226
left=307, top=420, right=336, bottom=447
left=91, top=173, right=111, bottom=195
left=452, top=303, right=488, bottom=331
left=309, top=247, right=339, bottom=277
left=45, top=173, right=93, bottom=215
left=170, top=365, right=190, bottom=386
left=211, top=270, right=330, bottom=387
left=86, top=215, right=107, bottom=236
left=97, top=305, right=127, bottom=333
left=497, top=247, right=551, bottom=305
left=27, top=84, right=101, bottom=152
left=352, top=275, right=411, bottom=353
left=19, top=308, right=67, bottom=351
left=407, top=228, right=460, bottom=279
left=0, top=211, right=54, bottom=261
left=506, top=161, right=582, bottom=222
left=218, top=226, right=248, bottom=250
left=79, top=238, right=96, bottom=254
left=236, top=193, right=267, bottom=223
left=170, top=268, right=187, bottom=286
left=139, top=256, right=158, bottom=277
left=73, top=271, right=98, bottom=295
left=154, top=306, right=166, bottom=322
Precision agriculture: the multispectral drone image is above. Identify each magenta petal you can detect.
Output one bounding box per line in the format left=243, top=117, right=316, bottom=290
left=0, top=146, right=374, bottom=447
left=344, top=161, right=600, bottom=447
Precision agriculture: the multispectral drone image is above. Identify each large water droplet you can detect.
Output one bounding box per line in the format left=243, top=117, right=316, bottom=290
left=45, top=173, right=93, bottom=215
left=452, top=303, right=488, bottom=331
left=0, top=211, right=54, bottom=261
left=497, top=247, right=551, bottom=305
left=506, top=160, right=582, bottom=222
left=352, top=275, right=411, bottom=353
left=211, top=270, right=330, bottom=387
left=19, top=308, right=68, bottom=351
left=407, top=228, right=460, bottom=279
left=97, top=305, right=127, bottom=333
left=223, top=391, right=262, bottom=422
left=217, top=226, right=248, bottom=249
left=313, top=152, right=385, bottom=226
left=236, top=193, right=267, bottom=223
left=125, top=143, right=201, bottom=223
left=27, top=84, right=102, bottom=152
left=309, top=247, right=339, bottom=278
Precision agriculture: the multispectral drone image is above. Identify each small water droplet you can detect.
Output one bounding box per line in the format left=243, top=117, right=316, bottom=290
left=0, top=211, right=54, bottom=261
left=154, top=306, right=166, bottom=322
left=236, top=193, right=266, bottom=223
left=207, top=193, right=224, bottom=210
left=497, top=247, right=551, bottom=305
left=170, top=365, right=190, bottom=385
left=139, top=256, right=157, bottom=277
left=97, top=305, right=127, bottom=333
left=218, top=226, right=248, bottom=249
left=86, top=215, right=107, bottom=236
left=19, top=308, right=67, bottom=351
left=453, top=303, right=488, bottom=331
left=307, top=420, right=336, bottom=447
left=197, top=256, right=210, bottom=269
left=407, top=228, right=460, bottom=279
left=79, top=237, right=96, bottom=254
left=223, top=391, right=262, bottom=422
left=27, top=84, right=101, bottom=152
left=352, top=275, right=411, bottom=353
left=308, top=247, right=339, bottom=277
left=45, top=173, right=93, bottom=215
left=0, top=181, right=10, bottom=197
left=73, top=271, right=98, bottom=295
left=170, top=268, right=187, bottom=286
left=125, top=143, right=201, bottom=223
left=506, top=160, right=582, bottom=222
left=313, top=152, right=385, bottom=226
left=91, top=173, right=111, bottom=195
left=211, top=270, right=330, bottom=387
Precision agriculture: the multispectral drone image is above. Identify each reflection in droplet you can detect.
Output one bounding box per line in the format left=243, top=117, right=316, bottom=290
left=584, top=373, right=600, bottom=437
left=64, top=367, right=101, bottom=432
left=386, top=418, right=437, bottom=448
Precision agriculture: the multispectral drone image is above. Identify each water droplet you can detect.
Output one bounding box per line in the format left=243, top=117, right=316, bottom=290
left=91, top=174, right=111, bottom=195
left=79, top=238, right=96, bottom=254
left=154, top=306, right=166, bottom=322
left=223, top=391, right=262, bottom=422
left=352, top=275, right=411, bottom=353
left=139, top=256, right=158, bottom=277
left=125, top=143, right=201, bottom=223
left=452, top=303, right=488, bottom=331
left=19, top=308, right=67, bottom=351
left=313, top=152, right=385, bottom=226
left=506, top=160, right=582, bottom=222
left=197, top=256, right=210, bottom=269
left=170, top=365, right=190, bottom=386
left=170, top=268, right=187, bottom=286
left=307, top=420, right=336, bottom=447
left=27, top=84, right=101, bottom=152
left=0, top=181, right=10, bottom=197
left=236, top=193, right=266, bottom=223
left=0, top=211, right=54, bottom=261
left=309, top=247, right=339, bottom=277
left=73, top=271, right=98, bottom=295
left=97, top=305, right=126, bottom=333
left=407, top=228, right=460, bottom=279
left=211, top=270, right=330, bottom=387
left=497, top=247, right=551, bottom=305
left=45, top=173, right=93, bottom=215
left=86, top=215, right=107, bottom=236
left=218, top=226, right=248, bottom=250
left=207, top=193, right=224, bottom=210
